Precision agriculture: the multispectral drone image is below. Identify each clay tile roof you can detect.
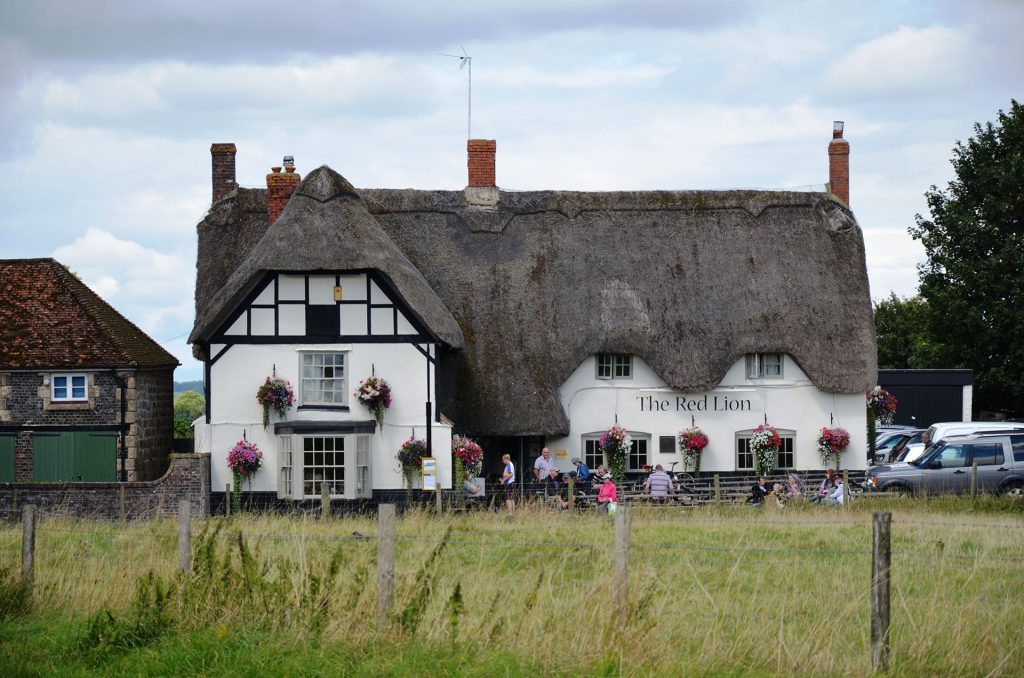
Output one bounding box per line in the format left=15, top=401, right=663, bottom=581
left=0, top=258, right=179, bottom=370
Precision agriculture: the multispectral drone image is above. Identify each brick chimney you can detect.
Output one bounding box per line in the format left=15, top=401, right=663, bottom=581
left=465, top=139, right=498, bottom=206
left=828, top=121, right=850, bottom=206
left=267, top=156, right=301, bottom=224
left=210, top=143, right=237, bottom=203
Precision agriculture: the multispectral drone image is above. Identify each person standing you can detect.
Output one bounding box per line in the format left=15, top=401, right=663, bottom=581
left=501, top=453, right=516, bottom=514
left=533, top=447, right=554, bottom=482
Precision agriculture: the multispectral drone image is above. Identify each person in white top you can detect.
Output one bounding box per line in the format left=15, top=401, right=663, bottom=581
left=823, top=480, right=846, bottom=507
left=533, top=448, right=554, bottom=482
left=501, top=453, right=516, bottom=514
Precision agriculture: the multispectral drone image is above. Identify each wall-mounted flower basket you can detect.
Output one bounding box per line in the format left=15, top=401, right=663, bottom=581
left=678, top=427, right=709, bottom=474
left=750, top=424, right=781, bottom=476
left=356, top=376, right=392, bottom=429
left=817, top=426, right=850, bottom=469
left=600, top=424, right=631, bottom=483
left=256, top=376, right=294, bottom=428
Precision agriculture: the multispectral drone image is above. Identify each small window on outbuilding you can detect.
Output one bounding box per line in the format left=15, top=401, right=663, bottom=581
left=52, top=374, right=87, bottom=402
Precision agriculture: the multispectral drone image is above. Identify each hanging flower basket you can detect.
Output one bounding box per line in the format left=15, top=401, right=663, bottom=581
left=452, top=435, right=484, bottom=479
left=227, top=439, right=263, bottom=515
left=397, top=436, right=427, bottom=489
left=600, top=425, right=631, bottom=483
left=750, top=424, right=781, bottom=476
left=256, top=376, right=294, bottom=428
left=817, top=426, right=851, bottom=469
left=678, top=427, right=709, bottom=474
left=355, top=376, right=392, bottom=429
left=866, top=386, right=898, bottom=426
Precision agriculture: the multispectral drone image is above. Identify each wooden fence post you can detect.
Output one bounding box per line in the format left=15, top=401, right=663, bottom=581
left=970, top=462, right=978, bottom=498
left=225, top=483, right=232, bottom=517
left=871, top=512, right=892, bottom=673
left=713, top=474, right=721, bottom=504
left=178, top=499, right=191, bottom=573
left=377, top=504, right=396, bottom=621
left=321, top=482, right=331, bottom=519
left=842, top=470, right=850, bottom=508
left=613, top=506, right=631, bottom=630
left=567, top=478, right=576, bottom=510
left=22, top=504, right=36, bottom=585
left=436, top=484, right=442, bottom=514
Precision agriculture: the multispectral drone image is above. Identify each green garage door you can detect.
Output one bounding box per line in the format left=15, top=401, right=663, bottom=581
left=0, top=435, right=14, bottom=482
left=33, top=432, right=117, bottom=482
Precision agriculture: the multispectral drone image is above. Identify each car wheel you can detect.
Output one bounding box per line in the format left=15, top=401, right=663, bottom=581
left=885, top=483, right=913, bottom=498
left=1001, top=480, right=1024, bottom=498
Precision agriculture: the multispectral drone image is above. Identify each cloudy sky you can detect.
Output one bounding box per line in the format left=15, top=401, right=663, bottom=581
left=2, top=0, right=1021, bottom=380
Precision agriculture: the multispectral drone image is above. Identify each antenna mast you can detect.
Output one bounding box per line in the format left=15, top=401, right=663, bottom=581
left=439, top=47, right=472, bottom=139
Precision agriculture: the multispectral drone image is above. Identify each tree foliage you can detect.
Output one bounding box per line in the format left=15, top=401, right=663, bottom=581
left=873, top=293, right=939, bottom=369
left=173, top=390, right=205, bottom=439
left=909, top=100, right=1024, bottom=416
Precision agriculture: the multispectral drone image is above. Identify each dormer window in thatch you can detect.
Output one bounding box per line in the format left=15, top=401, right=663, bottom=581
left=746, top=353, right=784, bottom=380
left=597, top=353, right=632, bottom=380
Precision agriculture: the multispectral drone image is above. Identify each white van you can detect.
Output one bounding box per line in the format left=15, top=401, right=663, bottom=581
left=900, top=421, right=1024, bottom=462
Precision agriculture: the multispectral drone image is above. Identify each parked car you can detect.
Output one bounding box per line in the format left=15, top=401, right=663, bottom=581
left=866, top=432, right=1024, bottom=497
left=897, top=421, right=1024, bottom=463
left=872, top=429, right=925, bottom=465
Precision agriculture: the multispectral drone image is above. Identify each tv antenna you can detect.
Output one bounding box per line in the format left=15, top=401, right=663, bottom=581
left=439, top=47, right=472, bottom=139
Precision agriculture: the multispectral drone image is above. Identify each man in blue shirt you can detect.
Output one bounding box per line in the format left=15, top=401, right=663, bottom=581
left=572, top=457, right=590, bottom=486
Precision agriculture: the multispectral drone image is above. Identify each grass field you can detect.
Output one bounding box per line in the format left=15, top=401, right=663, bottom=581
left=1, top=496, right=1022, bottom=676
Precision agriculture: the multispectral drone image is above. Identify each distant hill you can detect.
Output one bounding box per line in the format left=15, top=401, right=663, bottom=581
left=174, top=380, right=203, bottom=395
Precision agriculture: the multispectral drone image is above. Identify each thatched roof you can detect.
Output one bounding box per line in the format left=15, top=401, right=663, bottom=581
left=189, top=167, right=464, bottom=348
left=1, top=258, right=179, bottom=370
left=192, top=175, right=876, bottom=437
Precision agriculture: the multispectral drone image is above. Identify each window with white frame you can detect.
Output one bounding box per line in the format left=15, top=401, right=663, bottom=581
left=596, top=353, right=632, bottom=379
left=582, top=432, right=650, bottom=472
left=302, top=435, right=346, bottom=497
left=278, top=435, right=293, bottom=499
left=745, top=353, right=783, bottom=379
left=355, top=436, right=371, bottom=498
left=300, top=352, right=347, bottom=405
left=736, top=430, right=796, bottom=470
left=51, top=374, right=87, bottom=401
left=584, top=437, right=604, bottom=470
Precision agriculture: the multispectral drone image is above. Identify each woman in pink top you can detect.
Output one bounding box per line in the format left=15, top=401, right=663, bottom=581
left=597, top=473, right=617, bottom=507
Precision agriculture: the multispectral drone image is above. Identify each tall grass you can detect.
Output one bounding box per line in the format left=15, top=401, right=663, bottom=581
left=1, top=497, right=1022, bottom=676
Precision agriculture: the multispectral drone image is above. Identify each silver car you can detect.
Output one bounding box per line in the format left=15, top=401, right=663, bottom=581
left=866, top=432, right=1024, bottom=497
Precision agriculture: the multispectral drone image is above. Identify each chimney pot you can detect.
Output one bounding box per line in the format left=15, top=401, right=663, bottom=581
left=833, top=120, right=845, bottom=139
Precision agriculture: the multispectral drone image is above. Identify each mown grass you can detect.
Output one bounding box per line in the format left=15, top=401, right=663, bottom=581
left=0, top=496, right=1022, bottom=676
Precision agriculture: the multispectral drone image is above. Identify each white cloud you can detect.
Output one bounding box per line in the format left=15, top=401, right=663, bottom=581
left=824, top=25, right=973, bottom=99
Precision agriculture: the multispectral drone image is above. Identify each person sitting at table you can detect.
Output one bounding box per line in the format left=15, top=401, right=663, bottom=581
left=571, top=458, right=590, bottom=487
left=597, top=472, right=617, bottom=509
left=785, top=472, right=803, bottom=500
left=747, top=476, right=770, bottom=505
left=643, top=464, right=674, bottom=501
left=544, top=468, right=568, bottom=510
left=463, top=470, right=483, bottom=497
left=810, top=469, right=838, bottom=504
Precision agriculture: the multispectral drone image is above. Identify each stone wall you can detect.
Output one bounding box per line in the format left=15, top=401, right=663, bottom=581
left=0, top=453, right=210, bottom=520
left=134, top=369, right=174, bottom=481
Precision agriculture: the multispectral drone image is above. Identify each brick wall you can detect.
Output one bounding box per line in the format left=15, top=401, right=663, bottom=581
left=7, top=371, right=119, bottom=425
left=134, top=368, right=174, bottom=481
left=211, top=143, right=237, bottom=203
left=0, top=453, right=210, bottom=520
left=828, top=136, right=850, bottom=206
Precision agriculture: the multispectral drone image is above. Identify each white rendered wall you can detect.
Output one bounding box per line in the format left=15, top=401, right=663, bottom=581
left=546, top=355, right=867, bottom=473
left=197, top=341, right=452, bottom=495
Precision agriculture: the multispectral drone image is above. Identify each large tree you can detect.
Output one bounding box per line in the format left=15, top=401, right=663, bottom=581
left=909, top=100, right=1024, bottom=417
left=874, top=293, right=939, bottom=369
